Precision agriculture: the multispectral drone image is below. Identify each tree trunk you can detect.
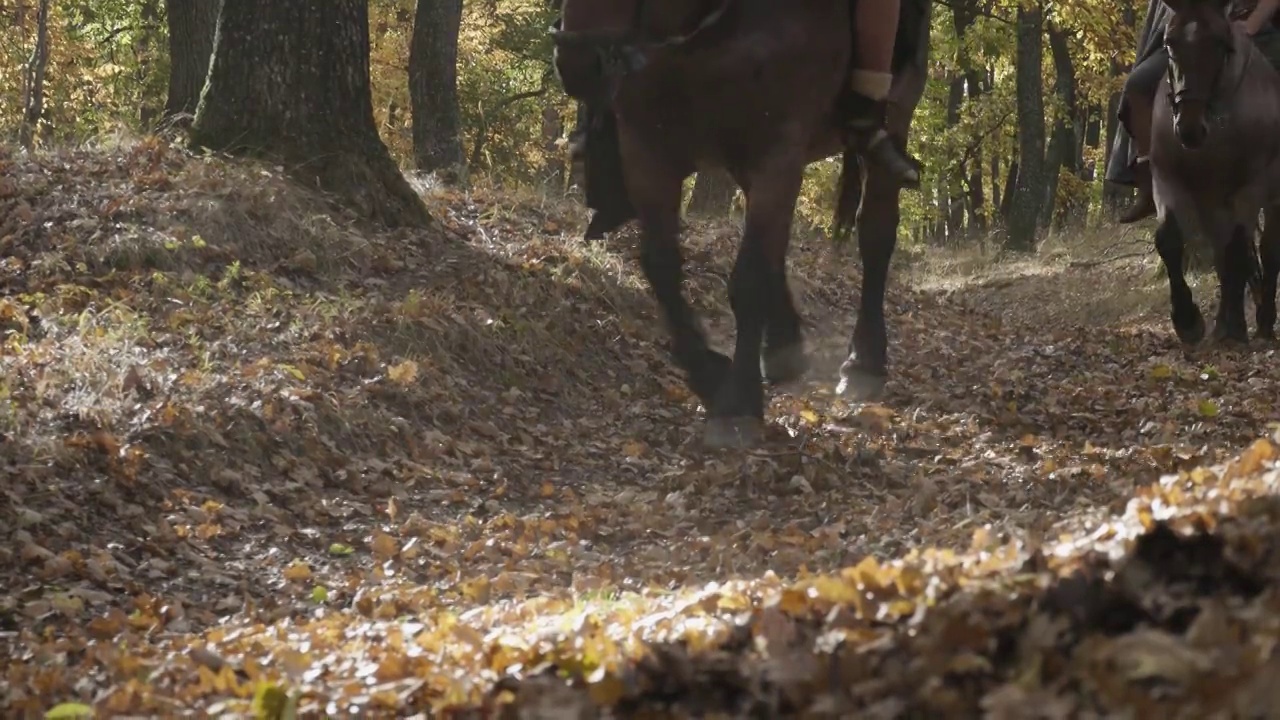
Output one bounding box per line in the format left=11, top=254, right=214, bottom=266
left=947, top=1, right=980, bottom=241
left=1045, top=19, right=1081, bottom=229
left=19, top=0, right=51, bottom=151
left=190, top=0, right=430, bottom=229
left=965, top=71, right=988, bottom=232
left=1104, top=0, right=1139, bottom=214
left=1000, top=159, right=1018, bottom=225
left=164, top=0, right=221, bottom=124
left=409, top=0, right=464, bottom=173
left=944, top=74, right=966, bottom=242
left=1005, top=4, right=1047, bottom=251
left=542, top=104, right=565, bottom=190
left=687, top=168, right=737, bottom=217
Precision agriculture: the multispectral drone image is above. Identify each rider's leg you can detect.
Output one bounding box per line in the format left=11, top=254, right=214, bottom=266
left=1116, top=48, right=1167, bottom=224
left=845, top=0, right=920, bottom=188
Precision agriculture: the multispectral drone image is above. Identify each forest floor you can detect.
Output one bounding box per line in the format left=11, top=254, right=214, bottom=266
left=3, top=139, right=1280, bottom=718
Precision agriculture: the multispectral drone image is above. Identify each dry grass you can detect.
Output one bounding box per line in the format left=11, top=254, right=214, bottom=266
left=898, top=222, right=1228, bottom=330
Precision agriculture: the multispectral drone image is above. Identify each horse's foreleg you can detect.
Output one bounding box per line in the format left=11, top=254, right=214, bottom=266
left=1210, top=223, right=1251, bottom=344
left=761, top=273, right=808, bottom=385
left=1257, top=206, right=1280, bottom=340
left=622, top=147, right=728, bottom=406
left=704, top=166, right=804, bottom=449
left=837, top=168, right=899, bottom=400
left=1154, top=215, right=1205, bottom=345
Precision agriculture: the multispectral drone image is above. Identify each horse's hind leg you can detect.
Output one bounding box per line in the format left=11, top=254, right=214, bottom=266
left=838, top=168, right=898, bottom=400
left=704, top=165, right=805, bottom=449
left=1210, top=223, right=1251, bottom=345
left=1154, top=215, right=1205, bottom=345
left=621, top=142, right=729, bottom=406
left=1256, top=206, right=1280, bottom=340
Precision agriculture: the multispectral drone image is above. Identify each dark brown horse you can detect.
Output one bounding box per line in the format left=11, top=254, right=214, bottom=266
left=1151, top=0, right=1280, bottom=343
left=551, top=0, right=931, bottom=448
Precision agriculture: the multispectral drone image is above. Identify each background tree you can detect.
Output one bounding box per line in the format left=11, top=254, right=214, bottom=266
left=409, top=0, right=465, bottom=173
left=1005, top=2, right=1048, bottom=251
left=163, top=0, right=221, bottom=124
left=18, top=0, right=51, bottom=150
left=687, top=170, right=737, bottom=218
left=190, top=0, right=430, bottom=229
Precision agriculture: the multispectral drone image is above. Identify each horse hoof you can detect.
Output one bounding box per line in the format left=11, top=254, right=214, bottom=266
left=836, top=360, right=887, bottom=401
left=704, top=416, right=765, bottom=450
left=1175, top=313, right=1206, bottom=346
left=763, top=343, right=810, bottom=385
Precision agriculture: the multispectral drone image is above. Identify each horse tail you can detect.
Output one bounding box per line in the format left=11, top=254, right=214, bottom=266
left=832, top=147, right=863, bottom=244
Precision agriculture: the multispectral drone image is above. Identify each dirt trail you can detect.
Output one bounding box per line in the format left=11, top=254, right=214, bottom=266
left=3, top=143, right=1280, bottom=716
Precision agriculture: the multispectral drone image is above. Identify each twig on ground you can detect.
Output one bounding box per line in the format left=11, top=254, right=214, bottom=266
left=1068, top=250, right=1152, bottom=268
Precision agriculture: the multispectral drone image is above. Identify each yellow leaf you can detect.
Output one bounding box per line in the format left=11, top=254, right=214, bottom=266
left=1197, top=399, right=1219, bottom=418
left=799, top=409, right=820, bottom=424
left=621, top=440, right=647, bottom=458
left=387, top=360, right=419, bottom=386
left=45, top=703, right=94, bottom=720
left=371, top=530, right=399, bottom=559
left=282, top=560, right=312, bottom=583
left=1149, top=363, right=1174, bottom=380
left=539, top=481, right=556, bottom=498
left=279, top=364, right=306, bottom=382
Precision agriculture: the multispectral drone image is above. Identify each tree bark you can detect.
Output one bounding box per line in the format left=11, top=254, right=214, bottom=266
left=164, top=0, right=221, bottom=124
left=1005, top=4, right=1047, bottom=251
left=687, top=169, right=737, bottom=217
left=965, top=72, right=988, bottom=232
left=1045, top=19, right=1081, bottom=229
left=190, top=0, right=430, bottom=229
left=19, top=0, right=51, bottom=151
left=409, top=0, right=464, bottom=173
left=542, top=104, right=566, bottom=190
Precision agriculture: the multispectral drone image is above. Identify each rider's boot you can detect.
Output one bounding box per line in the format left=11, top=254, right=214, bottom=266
left=842, top=71, right=922, bottom=189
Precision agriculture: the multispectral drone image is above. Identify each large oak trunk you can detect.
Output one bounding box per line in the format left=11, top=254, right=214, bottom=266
left=409, top=0, right=464, bottom=173
left=190, top=0, right=430, bottom=229
left=163, top=0, right=220, bottom=123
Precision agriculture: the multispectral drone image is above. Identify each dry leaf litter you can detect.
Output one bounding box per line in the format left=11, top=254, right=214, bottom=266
left=2, top=140, right=1280, bottom=717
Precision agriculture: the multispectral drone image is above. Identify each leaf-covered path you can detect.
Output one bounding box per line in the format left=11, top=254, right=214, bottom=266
left=3, top=143, right=1280, bottom=716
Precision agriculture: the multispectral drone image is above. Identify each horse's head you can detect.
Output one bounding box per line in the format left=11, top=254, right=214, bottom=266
left=550, top=0, right=647, bottom=102
left=1163, top=0, right=1237, bottom=149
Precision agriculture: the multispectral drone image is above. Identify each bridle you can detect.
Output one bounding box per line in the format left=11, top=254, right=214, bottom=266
left=1163, top=20, right=1248, bottom=121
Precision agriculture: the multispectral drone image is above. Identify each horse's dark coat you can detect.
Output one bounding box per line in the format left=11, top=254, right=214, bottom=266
left=1151, top=0, right=1280, bottom=344
left=552, top=0, right=931, bottom=447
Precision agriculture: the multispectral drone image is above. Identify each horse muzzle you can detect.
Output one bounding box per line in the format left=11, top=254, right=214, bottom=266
left=550, top=26, right=649, bottom=101
left=1174, top=116, right=1210, bottom=149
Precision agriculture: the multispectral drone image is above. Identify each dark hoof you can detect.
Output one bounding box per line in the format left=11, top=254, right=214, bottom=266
left=704, top=416, right=765, bottom=450
left=762, top=342, right=810, bottom=386
left=836, top=359, right=887, bottom=401
left=1209, top=325, right=1249, bottom=346
left=1174, top=311, right=1206, bottom=346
